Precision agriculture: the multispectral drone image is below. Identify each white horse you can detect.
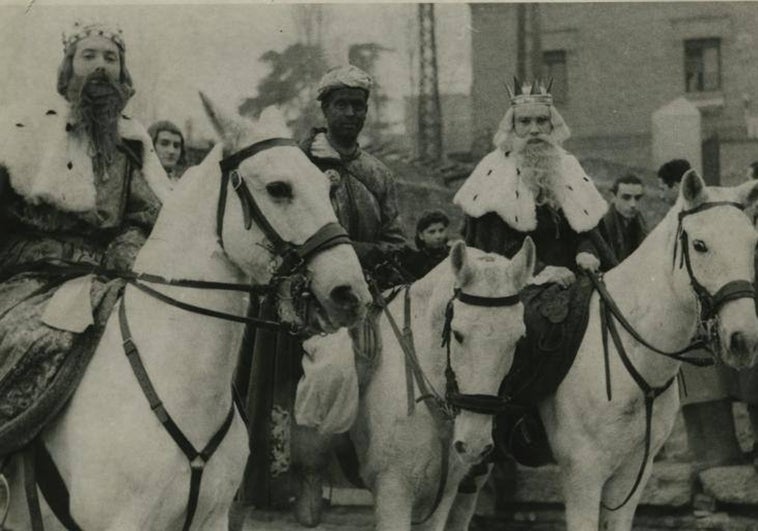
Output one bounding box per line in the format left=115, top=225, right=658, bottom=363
left=305, top=239, right=534, bottom=531
left=452, top=170, right=758, bottom=530
left=5, top=94, right=371, bottom=530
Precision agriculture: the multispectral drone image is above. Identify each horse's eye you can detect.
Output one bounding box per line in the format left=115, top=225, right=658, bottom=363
left=266, top=181, right=292, bottom=199
left=693, top=239, right=708, bottom=253
left=453, top=331, right=464, bottom=344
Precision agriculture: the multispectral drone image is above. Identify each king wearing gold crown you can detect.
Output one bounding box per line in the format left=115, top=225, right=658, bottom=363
left=454, top=77, right=609, bottom=286
left=0, top=21, right=171, bottom=457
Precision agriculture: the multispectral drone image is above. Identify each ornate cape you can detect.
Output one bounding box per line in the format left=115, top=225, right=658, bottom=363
left=454, top=148, right=607, bottom=234
left=0, top=102, right=172, bottom=213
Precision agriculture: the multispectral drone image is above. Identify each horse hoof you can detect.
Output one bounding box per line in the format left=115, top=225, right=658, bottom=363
left=293, top=472, right=323, bottom=528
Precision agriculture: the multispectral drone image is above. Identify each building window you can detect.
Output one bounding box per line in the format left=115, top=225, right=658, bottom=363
left=542, top=50, right=568, bottom=103
left=685, top=38, right=721, bottom=93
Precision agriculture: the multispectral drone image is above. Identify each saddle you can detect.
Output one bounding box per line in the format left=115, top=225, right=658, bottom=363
left=494, top=275, right=595, bottom=467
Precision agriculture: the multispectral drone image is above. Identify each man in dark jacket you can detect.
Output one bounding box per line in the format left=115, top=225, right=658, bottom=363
left=598, top=174, right=647, bottom=262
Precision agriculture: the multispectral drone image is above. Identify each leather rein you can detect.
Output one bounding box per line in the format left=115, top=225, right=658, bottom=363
left=590, top=200, right=755, bottom=511
left=373, top=282, right=522, bottom=524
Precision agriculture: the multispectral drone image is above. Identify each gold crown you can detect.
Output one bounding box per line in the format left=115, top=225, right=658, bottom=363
left=507, top=77, right=553, bottom=106
left=62, top=21, right=125, bottom=53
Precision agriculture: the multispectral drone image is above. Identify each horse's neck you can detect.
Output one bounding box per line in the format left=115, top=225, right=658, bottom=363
left=601, top=218, right=698, bottom=385
left=130, top=199, right=252, bottom=401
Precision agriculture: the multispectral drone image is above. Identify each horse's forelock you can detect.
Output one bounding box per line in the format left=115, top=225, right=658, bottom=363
left=465, top=254, right=520, bottom=298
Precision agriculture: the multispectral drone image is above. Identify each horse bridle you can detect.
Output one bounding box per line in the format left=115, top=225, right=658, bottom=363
left=375, top=283, right=522, bottom=525
left=440, top=289, right=523, bottom=417
left=216, top=137, right=352, bottom=279
left=674, top=201, right=756, bottom=345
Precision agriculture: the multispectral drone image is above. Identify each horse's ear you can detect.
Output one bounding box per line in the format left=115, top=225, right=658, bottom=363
left=736, top=179, right=758, bottom=209
left=199, top=91, right=245, bottom=152
left=510, top=236, right=535, bottom=290
left=450, top=241, right=473, bottom=287
left=680, top=169, right=707, bottom=205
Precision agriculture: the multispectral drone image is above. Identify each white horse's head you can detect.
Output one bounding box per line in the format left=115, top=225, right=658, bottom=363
left=199, top=93, right=371, bottom=332
left=671, top=170, right=758, bottom=368
left=443, top=238, right=535, bottom=464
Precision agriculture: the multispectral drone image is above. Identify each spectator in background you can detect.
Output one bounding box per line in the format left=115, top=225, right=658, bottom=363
left=148, top=120, right=187, bottom=182
left=657, top=158, right=691, bottom=206
left=403, top=210, right=451, bottom=279
left=598, top=174, right=647, bottom=262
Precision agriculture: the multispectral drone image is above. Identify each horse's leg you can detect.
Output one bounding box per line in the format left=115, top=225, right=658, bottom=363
left=599, top=449, right=654, bottom=531
left=559, top=459, right=604, bottom=531
left=414, top=480, right=465, bottom=531
left=444, top=464, right=492, bottom=531
left=5, top=454, right=31, bottom=531
left=374, top=473, right=413, bottom=531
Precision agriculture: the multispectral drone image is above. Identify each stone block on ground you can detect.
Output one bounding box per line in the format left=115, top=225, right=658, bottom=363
left=700, top=465, right=758, bottom=505
left=503, top=462, right=694, bottom=507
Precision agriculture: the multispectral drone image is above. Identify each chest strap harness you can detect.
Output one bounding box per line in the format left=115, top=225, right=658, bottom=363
left=118, top=298, right=236, bottom=530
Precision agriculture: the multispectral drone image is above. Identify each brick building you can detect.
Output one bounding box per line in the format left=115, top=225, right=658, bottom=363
left=469, top=2, right=758, bottom=185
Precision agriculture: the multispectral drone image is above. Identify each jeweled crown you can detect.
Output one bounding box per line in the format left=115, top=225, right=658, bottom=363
left=62, top=21, right=125, bottom=53
left=507, top=77, right=553, bottom=106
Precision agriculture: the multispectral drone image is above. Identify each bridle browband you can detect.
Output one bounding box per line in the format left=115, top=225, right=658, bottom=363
left=441, top=289, right=523, bottom=416
left=216, top=137, right=352, bottom=278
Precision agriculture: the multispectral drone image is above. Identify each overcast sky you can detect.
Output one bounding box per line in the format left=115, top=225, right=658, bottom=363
left=0, top=2, right=472, bottom=140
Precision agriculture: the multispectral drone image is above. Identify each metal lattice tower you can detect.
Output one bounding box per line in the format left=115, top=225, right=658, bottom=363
left=417, top=3, right=443, bottom=162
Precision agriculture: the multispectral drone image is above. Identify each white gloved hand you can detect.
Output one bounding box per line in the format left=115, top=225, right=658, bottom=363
left=576, top=252, right=601, bottom=273
left=531, top=266, right=576, bottom=288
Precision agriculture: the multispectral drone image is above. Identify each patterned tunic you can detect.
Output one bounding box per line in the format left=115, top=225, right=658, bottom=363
left=0, top=120, right=163, bottom=453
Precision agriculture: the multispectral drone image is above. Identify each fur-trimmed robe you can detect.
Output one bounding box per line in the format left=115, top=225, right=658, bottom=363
left=0, top=102, right=170, bottom=454
left=454, top=148, right=608, bottom=273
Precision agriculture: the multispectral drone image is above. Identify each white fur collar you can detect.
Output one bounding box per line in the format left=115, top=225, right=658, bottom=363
left=0, top=102, right=171, bottom=213
left=453, top=148, right=607, bottom=233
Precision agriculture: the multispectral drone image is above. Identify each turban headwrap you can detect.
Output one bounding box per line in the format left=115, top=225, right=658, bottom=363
left=316, top=65, right=373, bottom=101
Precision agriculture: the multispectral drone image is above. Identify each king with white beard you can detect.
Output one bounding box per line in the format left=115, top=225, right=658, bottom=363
left=454, top=78, right=608, bottom=287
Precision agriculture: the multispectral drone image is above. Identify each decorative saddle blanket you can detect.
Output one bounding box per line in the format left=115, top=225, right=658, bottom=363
left=504, top=275, right=595, bottom=405
left=494, top=275, right=595, bottom=467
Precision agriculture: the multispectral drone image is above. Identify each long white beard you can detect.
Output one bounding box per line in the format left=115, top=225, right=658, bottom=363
left=516, top=139, right=562, bottom=209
